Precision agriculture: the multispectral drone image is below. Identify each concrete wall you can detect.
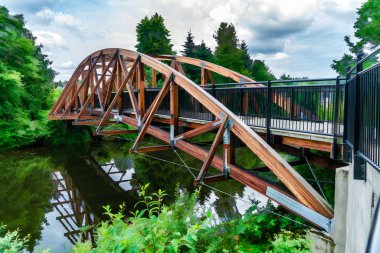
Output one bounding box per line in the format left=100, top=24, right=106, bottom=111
left=332, top=161, right=380, bottom=253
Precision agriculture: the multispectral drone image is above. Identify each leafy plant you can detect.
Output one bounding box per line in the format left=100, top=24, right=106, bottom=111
left=0, top=225, right=29, bottom=253
left=74, top=185, right=311, bottom=252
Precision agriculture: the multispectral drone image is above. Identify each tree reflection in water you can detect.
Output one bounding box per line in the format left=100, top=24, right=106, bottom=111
left=0, top=140, right=263, bottom=249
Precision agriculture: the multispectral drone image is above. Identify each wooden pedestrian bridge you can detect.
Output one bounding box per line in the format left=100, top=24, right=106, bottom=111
left=49, top=48, right=374, bottom=232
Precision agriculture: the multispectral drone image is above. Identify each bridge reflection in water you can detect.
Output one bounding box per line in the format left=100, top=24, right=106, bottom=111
left=50, top=155, right=139, bottom=244
left=48, top=149, right=251, bottom=245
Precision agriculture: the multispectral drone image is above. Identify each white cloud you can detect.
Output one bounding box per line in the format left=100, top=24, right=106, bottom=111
left=36, top=7, right=82, bottom=31
left=34, top=30, right=66, bottom=49
left=256, top=52, right=290, bottom=61
left=4, top=0, right=366, bottom=80
left=58, top=61, right=76, bottom=70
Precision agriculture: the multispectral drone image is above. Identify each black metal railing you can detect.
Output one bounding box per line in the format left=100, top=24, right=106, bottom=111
left=139, top=78, right=346, bottom=138
left=345, top=48, right=380, bottom=177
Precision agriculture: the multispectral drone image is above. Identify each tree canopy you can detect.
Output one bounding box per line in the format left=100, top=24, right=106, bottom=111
left=331, top=0, right=380, bottom=75
left=135, top=13, right=174, bottom=55
left=0, top=6, right=55, bottom=149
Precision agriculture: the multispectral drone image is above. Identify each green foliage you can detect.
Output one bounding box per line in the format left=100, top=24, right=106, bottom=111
left=0, top=225, right=29, bottom=253
left=251, top=60, right=276, bottom=81
left=181, top=31, right=214, bottom=83
left=213, top=22, right=276, bottom=82
left=0, top=153, right=55, bottom=251
left=0, top=6, right=87, bottom=150
left=0, top=6, right=56, bottom=150
left=269, top=231, right=311, bottom=253
left=135, top=13, right=174, bottom=55
left=331, top=0, right=380, bottom=75
left=74, top=185, right=311, bottom=252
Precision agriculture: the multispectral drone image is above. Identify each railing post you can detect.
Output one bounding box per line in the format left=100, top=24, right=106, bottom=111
left=289, top=87, right=294, bottom=120
left=212, top=83, right=216, bottom=121
left=342, top=66, right=352, bottom=163
left=266, top=80, right=272, bottom=143
left=353, top=52, right=366, bottom=180
left=332, top=76, right=340, bottom=159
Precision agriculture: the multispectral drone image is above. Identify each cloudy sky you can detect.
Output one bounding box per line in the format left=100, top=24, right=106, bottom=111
left=1, top=0, right=365, bottom=81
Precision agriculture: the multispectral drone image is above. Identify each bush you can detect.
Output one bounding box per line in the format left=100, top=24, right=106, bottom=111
left=74, top=185, right=311, bottom=252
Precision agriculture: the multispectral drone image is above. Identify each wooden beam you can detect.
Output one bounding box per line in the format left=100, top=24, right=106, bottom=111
left=62, top=52, right=103, bottom=116
left=133, top=145, right=171, bottom=153
left=119, top=114, right=294, bottom=204
left=202, top=174, right=231, bottom=184
left=152, top=69, right=156, bottom=87
left=138, top=61, right=146, bottom=117
left=201, top=66, right=206, bottom=86
left=95, top=129, right=138, bottom=136
left=194, top=116, right=228, bottom=185
left=75, top=51, right=118, bottom=121
left=170, top=80, right=179, bottom=136
left=131, top=75, right=172, bottom=151
left=281, top=136, right=332, bottom=152
left=175, top=119, right=221, bottom=140
left=96, top=57, right=140, bottom=132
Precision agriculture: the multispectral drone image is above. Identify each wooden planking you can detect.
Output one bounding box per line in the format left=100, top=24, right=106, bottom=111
left=281, top=136, right=332, bottom=152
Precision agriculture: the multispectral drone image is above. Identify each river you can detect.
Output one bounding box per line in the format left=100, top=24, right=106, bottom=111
left=0, top=139, right=278, bottom=252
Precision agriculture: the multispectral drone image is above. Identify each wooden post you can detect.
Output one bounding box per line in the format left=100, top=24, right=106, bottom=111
left=201, top=66, right=206, bottom=86
left=170, top=80, right=179, bottom=147
left=138, top=61, right=146, bottom=118
left=152, top=69, right=157, bottom=88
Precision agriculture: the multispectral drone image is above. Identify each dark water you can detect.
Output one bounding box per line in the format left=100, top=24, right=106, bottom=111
left=0, top=138, right=335, bottom=252
left=0, top=140, right=272, bottom=252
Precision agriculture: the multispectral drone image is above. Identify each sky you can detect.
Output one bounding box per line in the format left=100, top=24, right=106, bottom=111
left=1, top=0, right=365, bottom=81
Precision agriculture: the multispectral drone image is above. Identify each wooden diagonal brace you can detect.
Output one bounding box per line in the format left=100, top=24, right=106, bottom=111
left=75, top=51, right=119, bottom=123
left=194, top=115, right=228, bottom=186
left=174, top=119, right=222, bottom=141
left=62, top=52, right=103, bottom=117
left=131, top=74, right=173, bottom=152
left=142, top=74, right=172, bottom=124
left=133, top=145, right=171, bottom=154
left=96, top=56, right=140, bottom=132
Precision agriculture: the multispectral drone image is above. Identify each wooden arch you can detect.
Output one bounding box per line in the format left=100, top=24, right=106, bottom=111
left=49, top=48, right=333, bottom=228
left=154, top=55, right=255, bottom=85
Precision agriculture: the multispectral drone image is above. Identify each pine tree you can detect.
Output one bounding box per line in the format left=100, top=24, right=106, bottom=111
left=240, top=41, right=253, bottom=70
left=194, top=40, right=214, bottom=62
left=251, top=60, right=276, bottom=81
left=135, top=13, right=174, bottom=55
left=181, top=31, right=196, bottom=57
left=213, top=22, right=245, bottom=74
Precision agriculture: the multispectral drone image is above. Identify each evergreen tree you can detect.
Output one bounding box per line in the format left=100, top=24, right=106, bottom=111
left=135, top=13, right=174, bottom=55
left=251, top=60, right=276, bottom=81
left=332, top=0, right=380, bottom=75
left=181, top=30, right=196, bottom=57
left=213, top=22, right=245, bottom=73
left=194, top=40, right=214, bottom=62
left=181, top=31, right=215, bottom=83
left=240, top=40, right=253, bottom=70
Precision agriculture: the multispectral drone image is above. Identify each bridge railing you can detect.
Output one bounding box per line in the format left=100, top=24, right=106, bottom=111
left=142, top=77, right=346, bottom=138
left=345, top=48, right=380, bottom=179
